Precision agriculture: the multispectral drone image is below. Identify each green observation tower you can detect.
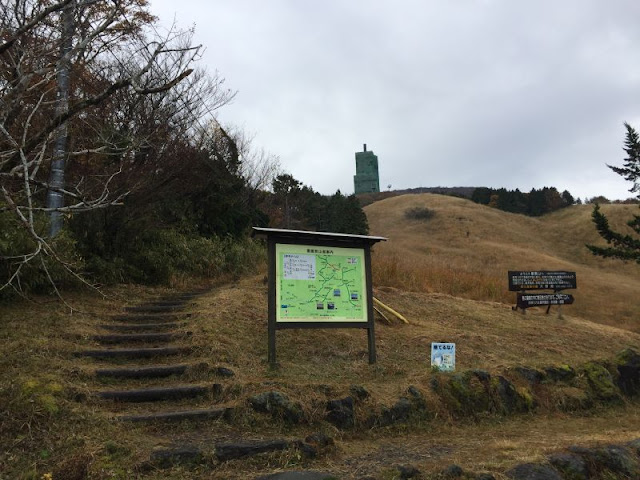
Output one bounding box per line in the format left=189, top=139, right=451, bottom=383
left=353, top=144, right=380, bottom=194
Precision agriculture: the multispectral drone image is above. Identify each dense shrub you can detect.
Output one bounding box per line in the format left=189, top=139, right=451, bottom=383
left=404, top=206, right=436, bottom=221
left=77, top=227, right=265, bottom=285
left=0, top=212, right=84, bottom=298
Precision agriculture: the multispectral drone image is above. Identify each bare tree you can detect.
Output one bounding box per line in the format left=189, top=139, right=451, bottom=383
left=221, top=125, right=281, bottom=192
left=0, top=0, right=233, bottom=295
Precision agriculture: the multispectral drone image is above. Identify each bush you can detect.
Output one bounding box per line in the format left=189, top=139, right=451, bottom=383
left=404, top=206, right=436, bottom=221
left=0, top=212, right=84, bottom=299
left=81, top=228, right=265, bottom=285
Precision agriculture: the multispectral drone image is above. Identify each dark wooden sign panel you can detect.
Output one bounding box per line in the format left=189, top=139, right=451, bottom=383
left=517, top=293, right=575, bottom=309
left=508, top=271, right=577, bottom=291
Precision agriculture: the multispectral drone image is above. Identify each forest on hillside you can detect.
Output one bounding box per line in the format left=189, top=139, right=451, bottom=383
left=0, top=0, right=367, bottom=296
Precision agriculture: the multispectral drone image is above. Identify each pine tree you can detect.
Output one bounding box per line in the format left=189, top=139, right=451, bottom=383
left=586, top=123, right=640, bottom=263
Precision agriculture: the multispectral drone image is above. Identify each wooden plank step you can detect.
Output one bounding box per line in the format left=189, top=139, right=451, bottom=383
left=125, top=305, right=183, bottom=313
left=145, top=301, right=188, bottom=307
left=96, top=385, right=208, bottom=402
left=74, top=347, right=190, bottom=359
left=91, top=333, right=189, bottom=344
left=110, top=313, right=185, bottom=322
left=96, top=364, right=188, bottom=379
left=118, top=407, right=228, bottom=422
left=99, top=322, right=182, bottom=332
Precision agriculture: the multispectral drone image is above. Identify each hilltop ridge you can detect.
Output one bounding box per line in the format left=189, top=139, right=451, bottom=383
left=365, top=193, right=640, bottom=331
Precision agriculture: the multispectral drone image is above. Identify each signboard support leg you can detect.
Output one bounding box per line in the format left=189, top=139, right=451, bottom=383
left=367, top=327, right=376, bottom=364
left=365, top=246, right=376, bottom=364
left=268, top=324, right=276, bottom=367
left=267, top=237, right=277, bottom=368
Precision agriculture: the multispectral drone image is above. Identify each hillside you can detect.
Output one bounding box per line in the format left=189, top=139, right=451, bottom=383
left=2, top=194, right=640, bottom=479
left=365, top=194, right=640, bottom=332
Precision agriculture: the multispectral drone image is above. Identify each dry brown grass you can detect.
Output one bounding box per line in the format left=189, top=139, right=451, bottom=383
left=2, top=194, right=640, bottom=479
left=366, top=194, right=640, bottom=331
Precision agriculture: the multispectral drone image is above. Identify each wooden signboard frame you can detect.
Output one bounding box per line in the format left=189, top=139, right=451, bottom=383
left=508, top=271, right=577, bottom=315
left=252, top=227, right=386, bottom=367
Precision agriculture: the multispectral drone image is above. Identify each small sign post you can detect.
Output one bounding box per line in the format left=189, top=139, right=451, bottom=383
left=252, top=227, right=387, bottom=367
left=431, top=343, right=456, bottom=371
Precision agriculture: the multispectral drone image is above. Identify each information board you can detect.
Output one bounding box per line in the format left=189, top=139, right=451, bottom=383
left=276, top=243, right=367, bottom=323
left=508, top=271, right=577, bottom=291
left=517, top=293, right=574, bottom=308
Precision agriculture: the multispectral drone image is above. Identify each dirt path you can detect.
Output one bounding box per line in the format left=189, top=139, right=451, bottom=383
left=323, top=405, right=640, bottom=478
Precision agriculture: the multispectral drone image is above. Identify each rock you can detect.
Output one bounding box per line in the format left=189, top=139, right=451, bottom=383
left=214, top=366, right=235, bottom=378
left=582, top=362, right=622, bottom=404
left=515, top=367, right=545, bottom=385
left=443, top=371, right=493, bottom=416
left=255, top=471, right=336, bottom=480
left=407, top=385, right=428, bottom=411
left=442, top=464, right=464, bottom=477
left=505, top=463, right=563, bottom=480
left=349, top=385, right=370, bottom=401
left=385, top=398, right=413, bottom=425
left=472, top=369, right=491, bottom=382
left=627, top=438, right=640, bottom=455
left=475, top=474, right=496, bottom=480
left=298, top=442, right=319, bottom=458
left=615, top=348, right=640, bottom=396
left=150, top=446, right=202, bottom=466
left=215, top=439, right=290, bottom=461
left=592, top=445, right=639, bottom=477
left=304, top=432, right=334, bottom=448
left=298, top=433, right=334, bottom=458
left=544, top=365, right=576, bottom=383
left=548, top=452, right=589, bottom=480
left=397, top=464, right=421, bottom=478
left=493, top=376, right=534, bottom=413
left=248, top=391, right=304, bottom=424
left=326, top=397, right=355, bottom=429
left=565, top=443, right=640, bottom=477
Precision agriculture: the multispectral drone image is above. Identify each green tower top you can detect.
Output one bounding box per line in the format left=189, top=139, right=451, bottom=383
left=354, top=144, right=380, bottom=194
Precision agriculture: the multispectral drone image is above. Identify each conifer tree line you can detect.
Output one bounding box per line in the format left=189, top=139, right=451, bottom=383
left=0, top=0, right=368, bottom=294
left=470, top=186, right=575, bottom=216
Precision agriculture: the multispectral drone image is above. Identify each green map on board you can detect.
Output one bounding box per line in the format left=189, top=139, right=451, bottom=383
left=275, top=243, right=367, bottom=322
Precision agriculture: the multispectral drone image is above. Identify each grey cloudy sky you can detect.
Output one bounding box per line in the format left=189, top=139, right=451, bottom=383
left=150, top=0, right=640, bottom=201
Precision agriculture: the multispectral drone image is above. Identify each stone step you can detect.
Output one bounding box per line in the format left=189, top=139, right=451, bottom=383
left=75, top=347, right=190, bottom=359
left=99, top=322, right=182, bottom=332
left=91, top=332, right=190, bottom=344
left=96, top=364, right=189, bottom=379
left=118, top=407, right=229, bottom=422
left=125, top=305, right=184, bottom=313
left=96, top=384, right=209, bottom=402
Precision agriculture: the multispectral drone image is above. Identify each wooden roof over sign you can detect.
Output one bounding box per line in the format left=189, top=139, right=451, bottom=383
left=251, top=227, right=387, bottom=246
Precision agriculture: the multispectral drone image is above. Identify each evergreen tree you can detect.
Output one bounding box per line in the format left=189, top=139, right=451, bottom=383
left=587, top=123, right=640, bottom=263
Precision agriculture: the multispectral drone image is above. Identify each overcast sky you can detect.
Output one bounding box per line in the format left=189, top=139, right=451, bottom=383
left=150, top=0, right=640, bottom=201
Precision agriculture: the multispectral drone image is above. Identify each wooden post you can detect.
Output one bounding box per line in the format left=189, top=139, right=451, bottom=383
left=365, top=245, right=376, bottom=364
left=267, top=237, right=277, bottom=367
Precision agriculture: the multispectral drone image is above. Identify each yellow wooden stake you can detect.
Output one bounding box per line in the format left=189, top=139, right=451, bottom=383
left=373, top=297, right=409, bottom=324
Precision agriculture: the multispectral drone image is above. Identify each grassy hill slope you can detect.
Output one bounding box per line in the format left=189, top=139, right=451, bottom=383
left=365, top=194, right=640, bottom=332
left=1, top=195, right=640, bottom=479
